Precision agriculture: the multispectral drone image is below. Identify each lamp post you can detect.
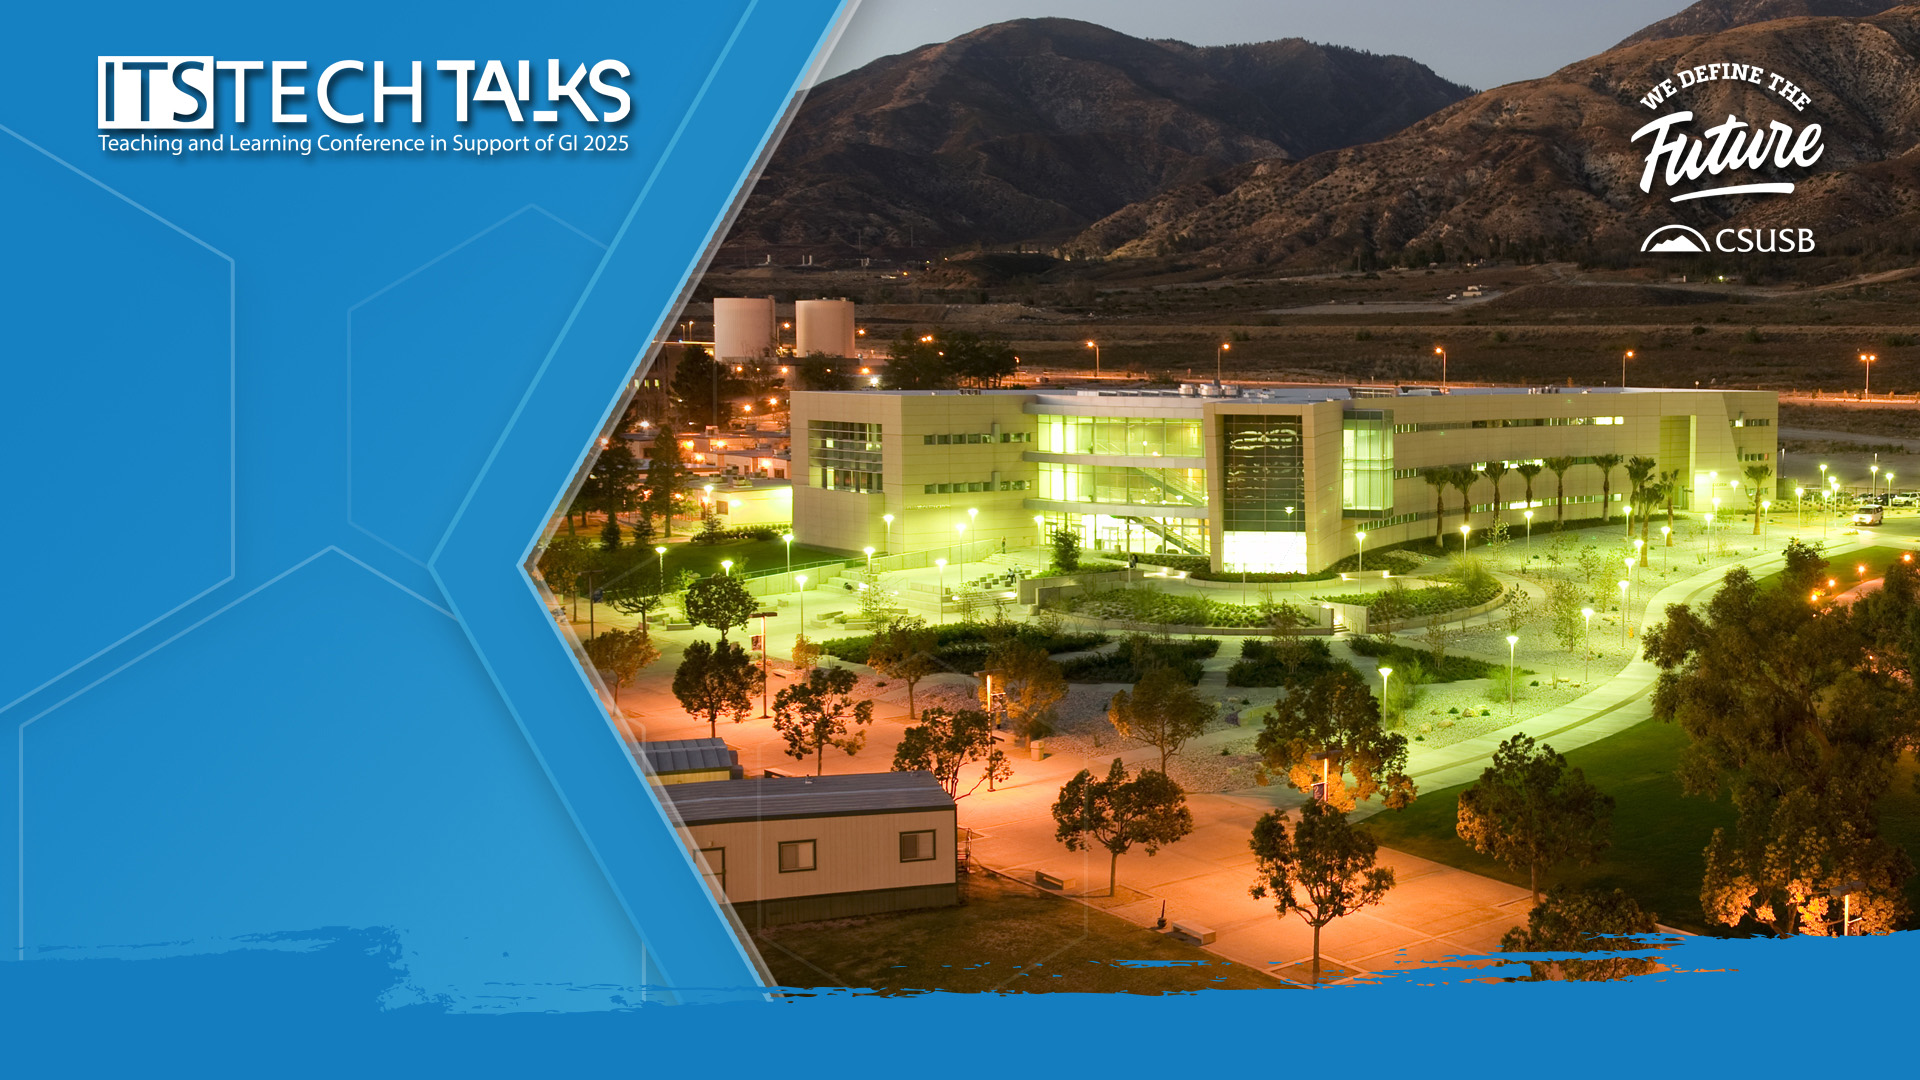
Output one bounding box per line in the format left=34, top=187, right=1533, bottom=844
left=1622, top=349, right=1634, bottom=388
left=864, top=547, right=876, bottom=576
left=783, top=532, right=794, bottom=577
left=1618, top=579, right=1631, bottom=648
left=1524, top=509, right=1534, bottom=550
left=1034, top=514, right=1046, bottom=547
left=796, top=574, right=808, bottom=627
left=1581, top=607, right=1595, bottom=683
left=1506, top=635, right=1519, bottom=716
left=1434, top=345, right=1447, bottom=390
left=1459, top=523, right=1471, bottom=554
left=1215, top=341, right=1231, bottom=382
left=934, top=558, right=947, bottom=625
left=1085, top=339, right=1100, bottom=379
left=1660, top=526, right=1670, bottom=566
left=882, top=513, right=894, bottom=554
left=1762, top=500, right=1772, bottom=541
left=757, top=610, right=774, bottom=718
left=721, top=560, right=733, bottom=578
left=1795, top=487, right=1805, bottom=527
left=1355, top=531, right=1367, bottom=573
left=1379, top=666, right=1393, bottom=724
left=1862, top=352, right=1878, bottom=399
left=954, top=521, right=966, bottom=565
left=655, top=545, right=668, bottom=595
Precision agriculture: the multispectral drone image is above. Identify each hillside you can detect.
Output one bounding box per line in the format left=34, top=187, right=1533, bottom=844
left=1616, top=0, right=1902, bottom=47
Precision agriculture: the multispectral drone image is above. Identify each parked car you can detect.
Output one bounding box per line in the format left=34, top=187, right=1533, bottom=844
left=1892, top=493, right=1918, bottom=508
left=1853, top=506, right=1885, bottom=526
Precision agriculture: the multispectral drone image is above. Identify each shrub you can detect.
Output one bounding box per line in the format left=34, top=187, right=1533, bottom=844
left=820, top=625, right=1107, bottom=666
left=1227, top=638, right=1352, bottom=688
left=1060, top=636, right=1217, bottom=685
left=1345, top=636, right=1526, bottom=682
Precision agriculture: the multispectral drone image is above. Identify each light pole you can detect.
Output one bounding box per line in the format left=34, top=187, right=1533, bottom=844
left=1862, top=352, right=1878, bottom=399
left=783, top=532, right=794, bottom=577
left=864, top=547, right=876, bottom=576
left=1618, top=579, right=1631, bottom=648
left=1622, top=349, right=1634, bottom=388
left=1761, top=500, right=1772, bottom=541
left=796, top=574, right=808, bottom=627
left=1581, top=607, right=1595, bottom=684
left=1215, top=341, right=1231, bottom=382
left=1085, top=339, right=1100, bottom=378
left=1795, top=487, right=1805, bottom=527
left=1660, top=526, right=1670, bottom=566
left=757, top=610, right=773, bottom=717
left=1506, top=635, right=1519, bottom=715
left=1034, top=514, right=1046, bottom=548
left=935, top=558, right=947, bottom=625
left=721, top=559, right=733, bottom=577
left=1355, top=531, right=1367, bottom=572
left=1524, top=509, right=1534, bottom=550
left=1434, top=345, right=1447, bottom=390
left=1379, top=666, right=1393, bottom=724
left=882, top=513, right=894, bottom=554
left=954, top=521, right=966, bottom=565
left=655, top=545, right=668, bottom=595
left=1832, top=880, right=1866, bottom=936
left=1459, top=523, right=1471, bottom=554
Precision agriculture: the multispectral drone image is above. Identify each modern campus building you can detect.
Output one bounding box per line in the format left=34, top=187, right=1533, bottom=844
left=789, top=383, right=1778, bottom=573
left=662, top=771, right=959, bottom=927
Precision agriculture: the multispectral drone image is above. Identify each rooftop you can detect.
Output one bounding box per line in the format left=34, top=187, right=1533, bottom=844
left=660, top=771, right=954, bottom=825
left=635, top=738, right=737, bottom=776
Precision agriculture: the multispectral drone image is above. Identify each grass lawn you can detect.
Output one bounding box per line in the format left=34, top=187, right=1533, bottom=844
left=750, top=868, right=1283, bottom=995
left=1365, top=717, right=1920, bottom=935
left=656, top=537, right=848, bottom=580
left=1754, top=544, right=1914, bottom=591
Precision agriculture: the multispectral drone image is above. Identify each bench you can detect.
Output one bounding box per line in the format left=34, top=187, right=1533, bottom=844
left=1170, top=921, right=1216, bottom=945
left=1033, top=870, right=1064, bottom=891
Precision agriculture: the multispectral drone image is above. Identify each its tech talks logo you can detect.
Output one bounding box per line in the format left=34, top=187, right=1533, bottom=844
left=1632, top=62, right=1823, bottom=255
left=97, top=56, right=633, bottom=129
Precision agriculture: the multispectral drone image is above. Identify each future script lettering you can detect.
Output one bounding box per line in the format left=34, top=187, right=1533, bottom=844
left=1632, top=111, right=1823, bottom=203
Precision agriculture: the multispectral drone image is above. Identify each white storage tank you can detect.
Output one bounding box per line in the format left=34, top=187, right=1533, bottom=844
left=795, top=298, right=856, bottom=358
left=714, top=296, right=777, bottom=361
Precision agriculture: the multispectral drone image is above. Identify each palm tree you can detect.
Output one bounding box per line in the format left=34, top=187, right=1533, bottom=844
left=1420, top=467, right=1447, bottom=549
left=1745, top=463, right=1773, bottom=534
left=1482, top=461, right=1511, bottom=530
left=1543, top=456, right=1575, bottom=530
left=1517, top=462, right=1544, bottom=518
left=1659, top=466, right=1684, bottom=544
left=1447, top=467, right=1476, bottom=545
left=1624, top=455, right=1658, bottom=539
left=1593, top=454, right=1624, bottom=528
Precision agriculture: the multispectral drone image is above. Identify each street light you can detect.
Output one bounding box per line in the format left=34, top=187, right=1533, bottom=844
left=1215, top=341, right=1231, bottom=382
left=1581, top=607, right=1595, bottom=684
left=1034, top=514, right=1046, bottom=547
left=721, top=559, right=733, bottom=576
left=1862, top=352, right=1878, bottom=399
left=1618, top=579, right=1631, bottom=647
left=1660, top=526, right=1671, bottom=565
left=1434, top=345, right=1447, bottom=390
left=1871, top=463, right=1880, bottom=501
left=954, top=521, right=966, bottom=564
left=934, top=558, right=947, bottom=625
left=1085, top=339, right=1100, bottom=378
left=655, top=545, right=668, bottom=594
left=1355, top=531, right=1367, bottom=572
left=796, top=574, right=808, bottom=626
left=1795, top=486, right=1805, bottom=527
left=1506, top=635, right=1519, bottom=715
left=1459, top=523, right=1471, bottom=553
left=882, top=513, right=895, bottom=554
left=783, top=532, right=794, bottom=576
left=1524, top=509, right=1534, bottom=549
left=1761, top=500, right=1772, bottom=541
left=1622, top=349, right=1634, bottom=388
left=1379, top=666, right=1393, bottom=723
left=864, top=546, right=876, bottom=575
left=1832, top=880, right=1867, bottom=936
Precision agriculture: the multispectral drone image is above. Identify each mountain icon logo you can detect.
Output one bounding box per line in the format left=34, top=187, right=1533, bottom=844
left=1641, top=225, right=1710, bottom=253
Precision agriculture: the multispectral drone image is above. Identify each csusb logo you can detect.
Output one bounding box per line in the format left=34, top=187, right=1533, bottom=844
left=1632, top=63, right=1823, bottom=255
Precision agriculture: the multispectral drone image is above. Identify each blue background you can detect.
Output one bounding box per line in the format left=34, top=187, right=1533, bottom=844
left=0, top=0, right=1912, bottom=1070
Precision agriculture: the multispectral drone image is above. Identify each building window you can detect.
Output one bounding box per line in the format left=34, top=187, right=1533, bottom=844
left=778, top=839, right=817, bottom=873
left=1036, top=415, right=1203, bottom=457
left=1342, top=413, right=1394, bottom=513
left=899, top=830, right=936, bottom=862
left=808, top=420, right=883, bottom=493
left=699, top=846, right=726, bottom=892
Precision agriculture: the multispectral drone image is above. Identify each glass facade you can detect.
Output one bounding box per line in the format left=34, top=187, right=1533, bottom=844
left=1342, top=411, right=1394, bottom=514
left=807, top=420, right=883, bottom=493
left=1036, top=463, right=1206, bottom=509
left=1221, top=414, right=1306, bottom=573
left=1036, top=415, right=1204, bottom=458
left=1037, top=511, right=1210, bottom=558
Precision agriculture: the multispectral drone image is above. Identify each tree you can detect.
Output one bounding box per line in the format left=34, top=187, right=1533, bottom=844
left=772, top=666, right=876, bottom=775
left=1456, top=734, right=1614, bottom=902
left=1420, top=467, right=1447, bottom=548
left=1543, top=456, right=1575, bottom=530
left=644, top=424, right=690, bottom=539
left=984, top=637, right=1066, bottom=747
left=1249, top=800, right=1395, bottom=987
left=599, top=514, right=623, bottom=552
left=1546, top=580, right=1587, bottom=666
left=1745, top=462, right=1773, bottom=535
left=670, top=345, right=740, bottom=430
left=867, top=616, right=940, bottom=719
left=1643, top=539, right=1917, bottom=936
left=1500, top=887, right=1660, bottom=982
left=538, top=535, right=599, bottom=616
left=893, top=707, right=1011, bottom=798
left=1255, top=667, right=1415, bottom=811
left=1516, top=462, right=1544, bottom=519
left=1050, top=528, right=1081, bottom=572
left=671, top=639, right=762, bottom=737
left=1624, top=455, right=1658, bottom=539
left=582, top=627, right=660, bottom=705
left=1481, top=460, right=1510, bottom=529
left=792, top=351, right=851, bottom=392
left=1659, top=466, right=1684, bottom=544
left=790, top=633, right=823, bottom=671
left=1052, top=758, right=1194, bottom=896
left=886, top=329, right=1018, bottom=389
left=1592, top=454, right=1623, bottom=526
left=684, top=573, right=756, bottom=640
left=1108, top=663, right=1214, bottom=773
left=1446, top=467, right=1475, bottom=539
